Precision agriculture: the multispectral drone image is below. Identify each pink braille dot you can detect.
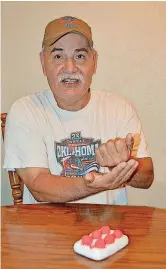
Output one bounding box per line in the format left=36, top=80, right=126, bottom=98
left=114, top=230, right=123, bottom=238
left=91, top=230, right=102, bottom=239
left=94, top=239, right=106, bottom=249
left=82, top=235, right=93, bottom=246
left=100, top=226, right=110, bottom=234
left=104, top=234, right=115, bottom=244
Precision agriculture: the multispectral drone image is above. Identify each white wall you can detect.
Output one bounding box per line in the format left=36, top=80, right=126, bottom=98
left=1, top=1, right=166, bottom=207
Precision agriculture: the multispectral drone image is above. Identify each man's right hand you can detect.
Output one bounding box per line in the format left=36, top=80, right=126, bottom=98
left=84, top=159, right=138, bottom=190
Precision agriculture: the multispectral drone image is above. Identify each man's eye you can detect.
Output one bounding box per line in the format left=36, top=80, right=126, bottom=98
left=76, top=54, right=85, bottom=59
left=54, top=55, right=62, bottom=59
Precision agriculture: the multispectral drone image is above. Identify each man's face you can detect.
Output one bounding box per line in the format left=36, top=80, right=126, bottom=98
left=40, top=33, right=97, bottom=103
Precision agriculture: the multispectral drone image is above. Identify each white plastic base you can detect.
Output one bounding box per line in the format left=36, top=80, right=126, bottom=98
left=73, top=233, right=129, bottom=261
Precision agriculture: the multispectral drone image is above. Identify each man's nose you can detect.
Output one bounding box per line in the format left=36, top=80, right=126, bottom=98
left=63, top=58, right=78, bottom=73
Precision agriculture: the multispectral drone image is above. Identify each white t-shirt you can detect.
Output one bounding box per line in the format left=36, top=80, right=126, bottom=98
left=3, top=89, right=150, bottom=205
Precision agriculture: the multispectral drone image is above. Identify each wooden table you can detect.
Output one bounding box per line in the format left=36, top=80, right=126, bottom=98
left=1, top=203, right=166, bottom=269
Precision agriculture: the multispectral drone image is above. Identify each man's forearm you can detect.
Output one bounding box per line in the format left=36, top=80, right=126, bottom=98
left=127, top=157, right=154, bottom=188
left=30, top=173, right=103, bottom=203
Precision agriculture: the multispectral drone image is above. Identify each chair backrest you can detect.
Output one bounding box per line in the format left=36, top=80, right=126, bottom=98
left=1, top=113, right=23, bottom=204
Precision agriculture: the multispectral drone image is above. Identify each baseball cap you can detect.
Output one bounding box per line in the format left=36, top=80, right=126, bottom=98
left=42, top=16, right=93, bottom=47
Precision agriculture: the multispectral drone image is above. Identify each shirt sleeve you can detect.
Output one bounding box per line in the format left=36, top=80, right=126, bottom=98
left=117, top=97, right=150, bottom=158
left=3, top=100, right=49, bottom=171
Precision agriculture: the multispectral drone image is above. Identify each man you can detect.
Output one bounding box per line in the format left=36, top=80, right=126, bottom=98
left=3, top=16, right=154, bottom=205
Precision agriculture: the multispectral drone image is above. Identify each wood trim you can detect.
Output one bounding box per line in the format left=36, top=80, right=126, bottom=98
left=1, top=113, right=23, bottom=204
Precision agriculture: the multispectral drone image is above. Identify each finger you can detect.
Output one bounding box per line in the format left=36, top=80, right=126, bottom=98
left=105, top=140, right=120, bottom=165
left=84, top=172, right=95, bottom=184
left=119, top=162, right=138, bottom=185
left=125, top=133, right=134, bottom=152
left=85, top=162, right=128, bottom=190
left=96, top=144, right=111, bottom=167
left=102, top=162, right=128, bottom=189
left=116, top=159, right=138, bottom=185
left=115, top=139, right=129, bottom=162
left=106, top=139, right=119, bottom=154
left=106, top=162, right=127, bottom=180
left=95, top=148, right=105, bottom=167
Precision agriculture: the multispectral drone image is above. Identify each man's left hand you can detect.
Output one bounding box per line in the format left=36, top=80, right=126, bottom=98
left=95, top=133, right=134, bottom=168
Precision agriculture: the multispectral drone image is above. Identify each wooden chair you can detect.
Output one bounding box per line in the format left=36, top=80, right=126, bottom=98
left=1, top=113, right=23, bottom=204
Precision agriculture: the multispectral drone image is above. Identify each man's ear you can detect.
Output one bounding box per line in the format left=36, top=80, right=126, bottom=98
left=92, top=49, right=98, bottom=74
left=40, top=50, right=47, bottom=76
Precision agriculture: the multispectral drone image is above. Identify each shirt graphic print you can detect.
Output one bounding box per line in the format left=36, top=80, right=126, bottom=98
left=55, top=132, right=101, bottom=177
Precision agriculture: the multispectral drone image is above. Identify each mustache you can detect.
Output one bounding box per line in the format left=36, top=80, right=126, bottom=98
left=58, top=73, right=84, bottom=83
